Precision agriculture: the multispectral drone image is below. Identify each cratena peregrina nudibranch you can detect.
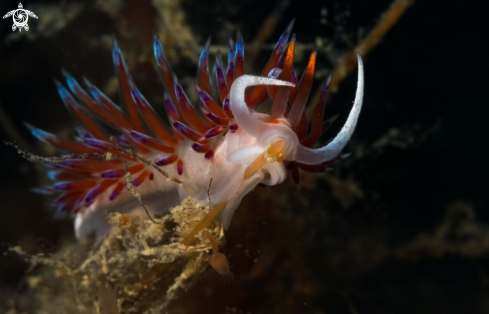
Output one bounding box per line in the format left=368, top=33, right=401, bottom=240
left=27, top=20, right=364, bottom=241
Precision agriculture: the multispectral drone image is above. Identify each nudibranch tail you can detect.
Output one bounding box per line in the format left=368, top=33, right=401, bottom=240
left=24, top=21, right=364, bottom=240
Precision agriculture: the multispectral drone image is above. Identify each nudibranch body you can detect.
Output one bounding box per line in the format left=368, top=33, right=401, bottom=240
left=29, top=21, right=364, bottom=240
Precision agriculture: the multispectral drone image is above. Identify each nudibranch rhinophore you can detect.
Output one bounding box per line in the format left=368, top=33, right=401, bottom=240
left=28, top=20, right=364, bottom=240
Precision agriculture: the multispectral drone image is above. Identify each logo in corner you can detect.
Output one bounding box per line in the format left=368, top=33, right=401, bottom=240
left=3, top=3, right=38, bottom=32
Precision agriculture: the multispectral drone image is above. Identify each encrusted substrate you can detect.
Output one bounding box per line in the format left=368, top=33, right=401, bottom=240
left=9, top=197, right=224, bottom=314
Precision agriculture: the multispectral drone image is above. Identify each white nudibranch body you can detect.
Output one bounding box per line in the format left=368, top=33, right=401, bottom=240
left=27, top=22, right=364, bottom=240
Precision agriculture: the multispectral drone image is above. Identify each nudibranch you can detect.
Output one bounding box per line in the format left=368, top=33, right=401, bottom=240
left=28, top=21, right=364, bottom=240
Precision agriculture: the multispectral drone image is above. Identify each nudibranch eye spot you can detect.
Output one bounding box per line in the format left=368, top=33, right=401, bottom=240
left=19, top=19, right=364, bottom=242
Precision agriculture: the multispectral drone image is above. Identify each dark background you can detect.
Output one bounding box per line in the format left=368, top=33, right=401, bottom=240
left=0, top=0, right=488, bottom=313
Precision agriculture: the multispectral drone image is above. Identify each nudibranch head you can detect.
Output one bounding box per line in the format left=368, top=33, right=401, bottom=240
left=26, top=20, right=364, bottom=239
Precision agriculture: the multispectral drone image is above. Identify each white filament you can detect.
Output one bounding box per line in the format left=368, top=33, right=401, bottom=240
left=229, top=75, right=300, bottom=158
left=296, top=53, right=364, bottom=165
left=230, top=75, right=295, bottom=138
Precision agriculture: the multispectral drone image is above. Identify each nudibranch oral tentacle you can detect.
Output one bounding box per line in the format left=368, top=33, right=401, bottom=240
left=25, top=22, right=365, bottom=240
left=296, top=53, right=364, bottom=165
